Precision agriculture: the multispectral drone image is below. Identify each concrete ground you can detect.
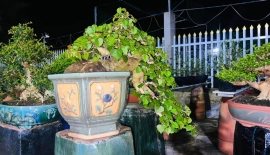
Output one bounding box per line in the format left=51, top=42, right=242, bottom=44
left=165, top=90, right=226, bottom=155
left=165, top=118, right=226, bottom=155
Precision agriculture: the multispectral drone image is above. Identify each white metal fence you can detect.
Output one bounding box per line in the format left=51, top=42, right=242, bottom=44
left=48, top=49, right=66, bottom=64
left=157, top=23, right=270, bottom=88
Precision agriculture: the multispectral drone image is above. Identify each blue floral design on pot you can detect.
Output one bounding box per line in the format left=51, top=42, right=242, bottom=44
left=102, top=94, right=112, bottom=102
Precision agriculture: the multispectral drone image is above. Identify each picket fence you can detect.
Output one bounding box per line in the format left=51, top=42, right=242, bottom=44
left=50, top=23, right=270, bottom=88
left=156, top=23, right=270, bottom=88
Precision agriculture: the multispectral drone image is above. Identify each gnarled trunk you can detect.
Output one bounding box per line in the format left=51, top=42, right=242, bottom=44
left=247, top=78, right=270, bottom=100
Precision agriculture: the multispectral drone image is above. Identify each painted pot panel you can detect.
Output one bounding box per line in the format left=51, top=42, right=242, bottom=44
left=57, top=83, right=80, bottom=117
left=90, top=81, right=121, bottom=116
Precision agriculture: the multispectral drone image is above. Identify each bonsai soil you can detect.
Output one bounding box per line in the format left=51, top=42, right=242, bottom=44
left=1, top=99, right=55, bottom=106
left=232, top=96, right=270, bottom=107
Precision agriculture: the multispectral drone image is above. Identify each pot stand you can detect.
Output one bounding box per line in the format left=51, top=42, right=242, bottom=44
left=119, top=102, right=165, bottom=155
left=0, top=121, right=62, bottom=155
left=54, top=126, right=135, bottom=155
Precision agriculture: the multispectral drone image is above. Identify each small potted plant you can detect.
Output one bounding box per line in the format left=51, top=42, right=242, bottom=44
left=215, top=42, right=270, bottom=125
left=48, top=7, right=196, bottom=140
left=214, top=40, right=246, bottom=91
left=0, top=22, right=61, bottom=155
left=0, top=22, right=60, bottom=128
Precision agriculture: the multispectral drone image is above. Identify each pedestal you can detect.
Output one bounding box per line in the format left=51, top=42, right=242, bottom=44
left=119, top=103, right=165, bottom=155
left=55, top=126, right=135, bottom=155
left=0, top=121, right=63, bottom=155
left=234, top=121, right=270, bottom=155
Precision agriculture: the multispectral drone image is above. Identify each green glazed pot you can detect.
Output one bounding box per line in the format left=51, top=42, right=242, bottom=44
left=0, top=103, right=60, bottom=129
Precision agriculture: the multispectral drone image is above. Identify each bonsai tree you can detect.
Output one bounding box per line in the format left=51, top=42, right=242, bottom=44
left=0, top=22, right=54, bottom=105
left=51, top=7, right=196, bottom=135
left=215, top=42, right=270, bottom=100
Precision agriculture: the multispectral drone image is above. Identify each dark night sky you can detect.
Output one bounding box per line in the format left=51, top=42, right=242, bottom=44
left=1, top=0, right=270, bottom=49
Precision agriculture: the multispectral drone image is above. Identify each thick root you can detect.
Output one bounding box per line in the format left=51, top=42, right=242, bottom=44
left=248, top=79, right=270, bottom=100
left=132, top=70, right=155, bottom=98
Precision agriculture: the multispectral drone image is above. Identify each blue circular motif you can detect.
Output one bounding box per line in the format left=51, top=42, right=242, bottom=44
left=102, top=94, right=112, bottom=102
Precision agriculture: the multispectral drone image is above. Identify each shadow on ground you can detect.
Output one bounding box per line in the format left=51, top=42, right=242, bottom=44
left=165, top=118, right=226, bottom=155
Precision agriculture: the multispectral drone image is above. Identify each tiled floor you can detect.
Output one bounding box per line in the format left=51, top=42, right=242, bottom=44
left=165, top=117, right=226, bottom=155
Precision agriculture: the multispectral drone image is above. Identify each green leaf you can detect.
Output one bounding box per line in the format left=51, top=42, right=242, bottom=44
left=117, top=7, right=122, bottom=13
left=122, top=55, right=128, bottom=62
left=142, top=97, right=148, bottom=105
left=142, top=54, right=149, bottom=62
left=157, top=125, right=164, bottom=133
left=171, top=108, right=177, bottom=114
left=155, top=106, right=164, bottom=113
left=107, top=37, right=115, bottom=46
left=165, top=71, right=171, bottom=77
left=157, top=79, right=163, bottom=85
left=82, top=53, right=89, bottom=60
left=186, top=125, right=193, bottom=131
left=92, top=57, right=100, bottom=63
left=94, top=38, right=103, bottom=47
left=136, top=66, right=142, bottom=73
left=131, top=27, right=138, bottom=34
left=187, top=118, right=192, bottom=123
left=172, top=122, right=179, bottom=129
left=85, top=26, right=95, bottom=35
left=121, top=46, right=129, bottom=55
left=122, top=19, right=129, bottom=29
left=111, top=49, right=123, bottom=61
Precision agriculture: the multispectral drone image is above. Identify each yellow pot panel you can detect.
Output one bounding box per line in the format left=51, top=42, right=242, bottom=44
left=57, top=83, right=81, bottom=117
left=90, top=81, right=121, bottom=117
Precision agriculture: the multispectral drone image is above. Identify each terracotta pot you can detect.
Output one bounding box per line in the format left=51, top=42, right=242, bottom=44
left=128, top=94, right=139, bottom=103
left=190, top=86, right=205, bottom=120
left=217, top=97, right=235, bottom=155
left=163, top=132, right=175, bottom=141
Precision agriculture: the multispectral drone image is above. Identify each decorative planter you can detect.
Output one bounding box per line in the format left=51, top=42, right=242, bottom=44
left=0, top=103, right=60, bottom=129
left=228, top=95, right=270, bottom=128
left=48, top=72, right=130, bottom=140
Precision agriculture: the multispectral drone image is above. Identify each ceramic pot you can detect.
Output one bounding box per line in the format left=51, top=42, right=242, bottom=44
left=217, top=97, right=235, bottom=155
left=228, top=95, right=270, bottom=128
left=174, top=76, right=195, bottom=86
left=194, top=75, right=208, bottom=84
left=48, top=72, right=130, bottom=139
left=0, top=103, right=60, bottom=129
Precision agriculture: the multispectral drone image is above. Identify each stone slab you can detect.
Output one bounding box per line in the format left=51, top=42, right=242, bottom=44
left=0, top=121, right=63, bottom=155
left=55, top=126, right=134, bottom=155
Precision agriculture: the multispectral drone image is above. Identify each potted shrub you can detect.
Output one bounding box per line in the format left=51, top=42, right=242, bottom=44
left=213, top=40, right=247, bottom=91
left=215, top=42, right=270, bottom=154
left=174, top=58, right=209, bottom=86
left=0, top=22, right=60, bottom=128
left=48, top=7, right=196, bottom=140
left=0, top=22, right=61, bottom=155
left=215, top=42, right=270, bottom=123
